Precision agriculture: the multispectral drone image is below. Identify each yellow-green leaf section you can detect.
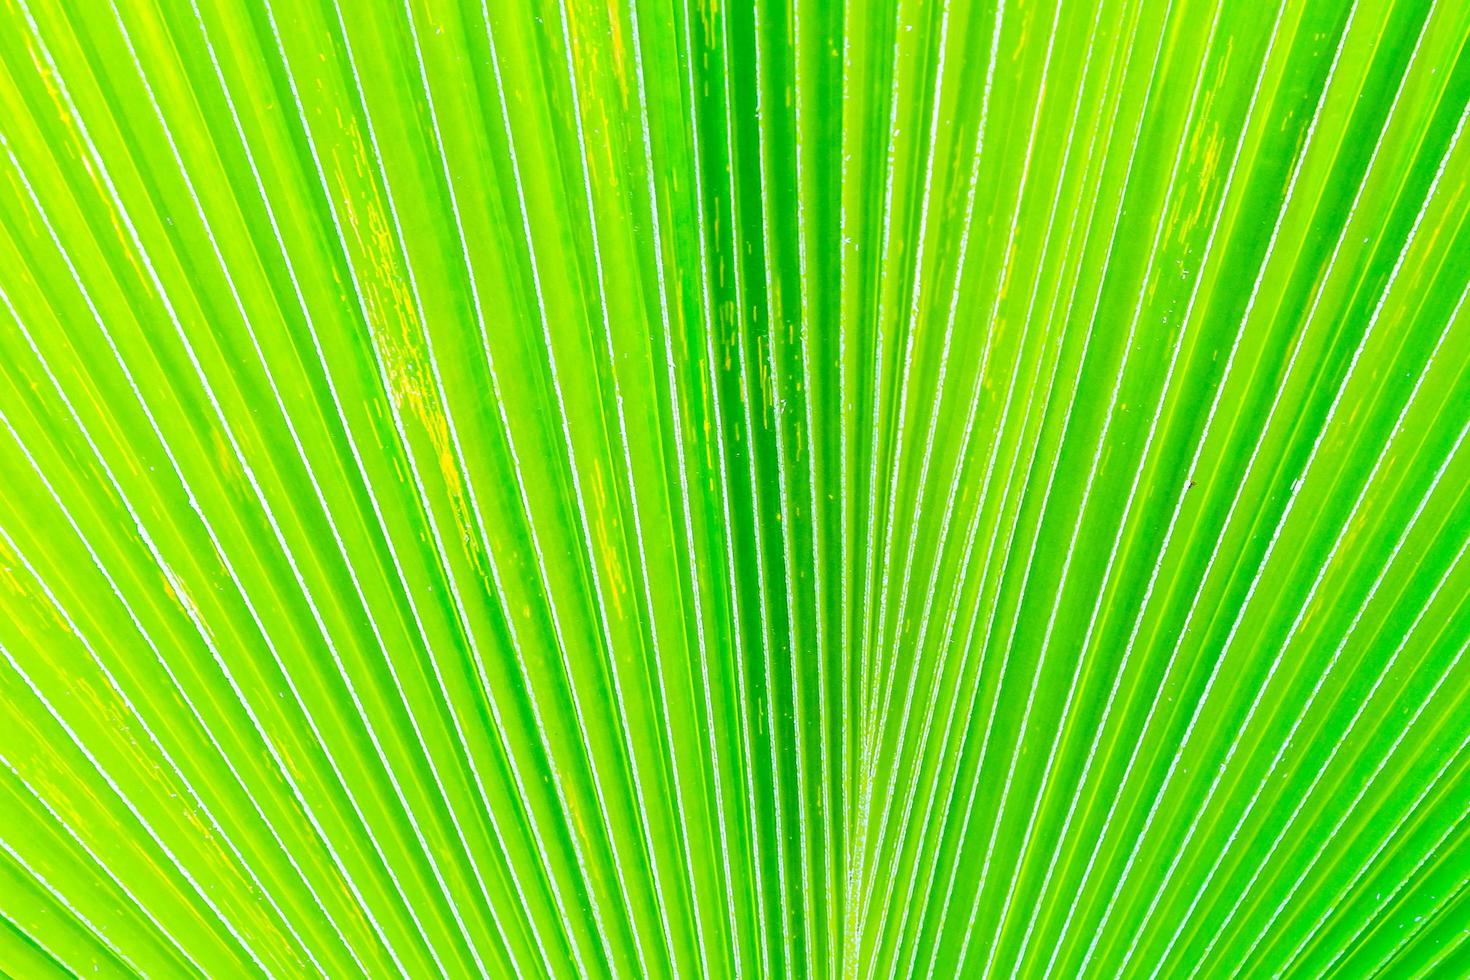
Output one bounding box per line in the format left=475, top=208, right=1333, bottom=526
left=0, top=0, right=1466, bottom=975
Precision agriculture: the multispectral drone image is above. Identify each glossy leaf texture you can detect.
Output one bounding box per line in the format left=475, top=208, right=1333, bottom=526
left=0, top=0, right=1467, bottom=975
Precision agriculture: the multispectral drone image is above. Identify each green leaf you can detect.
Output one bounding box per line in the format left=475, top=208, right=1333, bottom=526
left=0, top=0, right=1466, bottom=975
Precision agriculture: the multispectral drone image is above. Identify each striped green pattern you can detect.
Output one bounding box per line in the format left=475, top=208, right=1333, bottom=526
left=0, top=0, right=1466, bottom=975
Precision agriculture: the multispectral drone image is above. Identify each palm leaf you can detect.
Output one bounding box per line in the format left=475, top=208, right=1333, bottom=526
left=0, top=0, right=1466, bottom=975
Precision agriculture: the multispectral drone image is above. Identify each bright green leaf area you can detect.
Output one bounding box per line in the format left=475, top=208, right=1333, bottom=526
left=0, top=0, right=1466, bottom=974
